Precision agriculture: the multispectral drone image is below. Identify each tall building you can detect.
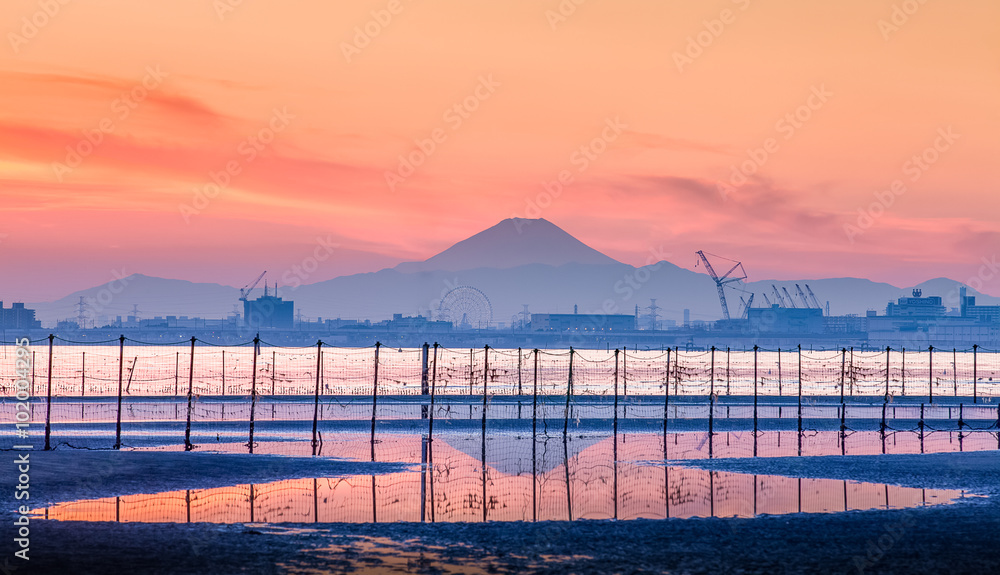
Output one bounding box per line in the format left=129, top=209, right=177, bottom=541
left=959, top=287, right=1000, bottom=323
left=243, top=284, right=294, bottom=330
left=0, top=301, right=42, bottom=330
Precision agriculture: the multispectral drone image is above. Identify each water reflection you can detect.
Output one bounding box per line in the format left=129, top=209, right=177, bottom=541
left=35, top=432, right=972, bottom=524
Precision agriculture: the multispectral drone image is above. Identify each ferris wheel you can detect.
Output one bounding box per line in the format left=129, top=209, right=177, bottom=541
left=437, top=285, right=493, bottom=329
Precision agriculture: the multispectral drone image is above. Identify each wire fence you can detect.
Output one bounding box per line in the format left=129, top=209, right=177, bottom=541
left=2, top=337, right=999, bottom=454
left=4, top=337, right=1000, bottom=399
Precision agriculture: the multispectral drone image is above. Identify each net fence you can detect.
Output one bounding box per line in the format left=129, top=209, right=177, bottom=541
left=2, top=337, right=999, bottom=457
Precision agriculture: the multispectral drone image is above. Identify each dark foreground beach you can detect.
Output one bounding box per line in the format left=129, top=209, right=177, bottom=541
left=6, top=449, right=1000, bottom=574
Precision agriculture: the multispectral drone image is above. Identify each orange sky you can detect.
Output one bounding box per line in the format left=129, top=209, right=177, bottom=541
left=1, top=0, right=998, bottom=301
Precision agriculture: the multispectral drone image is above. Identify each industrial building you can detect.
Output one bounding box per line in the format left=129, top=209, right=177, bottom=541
left=747, top=305, right=824, bottom=334
left=530, top=313, right=635, bottom=332
left=379, top=314, right=452, bottom=332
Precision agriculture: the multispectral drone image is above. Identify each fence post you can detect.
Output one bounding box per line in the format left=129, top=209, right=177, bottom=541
left=884, top=346, right=891, bottom=402
left=708, top=346, right=715, bottom=459
left=517, top=347, right=523, bottom=396
left=112, top=335, right=126, bottom=450
left=663, top=346, right=671, bottom=432
left=880, top=348, right=888, bottom=451
left=958, top=402, right=965, bottom=438
left=918, top=403, right=925, bottom=454
left=797, top=344, right=803, bottom=457
left=880, top=399, right=888, bottom=454
left=481, top=345, right=489, bottom=444
left=175, top=352, right=179, bottom=396
left=532, top=349, right=539, bottom=430
left=973, top=345, right=978, bottom=403
left=673, top=346, right=680, bottom=395
left=753, top=345, right=758, bottom=457
left=311, top=340, right=323, bottom=455
left=421, top=343, right=430, bottom=420
left=271, top=351, right=276, bottom=395
left=184, top=337, right=195, bottom=451
left=564, top=347, right=574, bottom=437
left=421, top=343, right=430, bottom=394
left=221, top=350, right=226, bottom=396
left=849, top=347, right=855, bottom=396
left=953, top=348, right=958, bottom=397
left=777, top=347, right=782, bottom=396
left=901, top=347, right=906, bottom=397
left=622, top=345, right=627, bottom=397
left=248, top=335, right=259, bottom=454
left=613, top=348, right=620, bottom=438
left=44, top=334, right=54, bottom=451
left=429, top=343, right=438, bottom=439
left=726, top=347, right=731, bottom=396
left=840, top=348, right=846, bottom=403
left=81, top=351, right=86, bottom=397
left=928, top=346, right=934, bottom=403
left=532, top=348, right=538, bottom=523
left=370, top=342, right=381, bottom=459
left=840, top=397, right=847, bottom=456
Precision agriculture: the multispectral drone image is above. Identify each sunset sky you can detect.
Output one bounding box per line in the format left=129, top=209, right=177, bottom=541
left=1, top=0, right=998, bottom=302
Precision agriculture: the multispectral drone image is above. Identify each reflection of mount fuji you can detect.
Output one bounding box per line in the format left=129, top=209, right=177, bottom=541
left=439, top=432, right=606, bottom=476
left=30, top=218, right=1000, bottom=324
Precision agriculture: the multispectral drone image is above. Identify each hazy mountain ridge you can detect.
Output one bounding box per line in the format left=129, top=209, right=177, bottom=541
left=24, top=219, right=999, bottom=325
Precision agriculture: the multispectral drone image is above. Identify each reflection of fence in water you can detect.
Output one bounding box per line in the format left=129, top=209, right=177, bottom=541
left=4, top=340, right=1000, bottom=398
left=38, top=432, right=968, bottom=524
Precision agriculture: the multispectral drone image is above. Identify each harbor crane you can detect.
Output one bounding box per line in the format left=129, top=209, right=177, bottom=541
left=240, top=271, right=266, bottom=302
left=771, top=285, right=787, bottom=308
left=795, top=284, right=811, bottom=308
left=782, top=287, right=797, bottom=309
left=695, top=251, right=749, bottom=321
left=739, top=293, right=754, bottom=320
left=805, top=284, right=823, bottom=309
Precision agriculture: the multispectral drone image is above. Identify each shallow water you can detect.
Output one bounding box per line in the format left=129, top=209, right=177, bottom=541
left=32, top=429, right=982, bottom=524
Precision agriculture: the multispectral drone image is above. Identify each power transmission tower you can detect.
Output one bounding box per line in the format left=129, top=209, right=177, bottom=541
left=645, top=298, right=661, bottom=330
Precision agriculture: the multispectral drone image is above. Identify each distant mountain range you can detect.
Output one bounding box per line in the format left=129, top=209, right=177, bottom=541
left=27, top=218, right=999, bottom=326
